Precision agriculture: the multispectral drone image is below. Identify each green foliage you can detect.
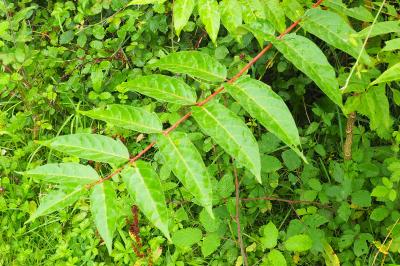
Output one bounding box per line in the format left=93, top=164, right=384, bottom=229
left=2, top=0, right=400, bottom=265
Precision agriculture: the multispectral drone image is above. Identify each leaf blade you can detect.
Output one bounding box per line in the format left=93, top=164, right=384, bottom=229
left=370, top=62, right=400, bottom=86
left=173, top=0, right=195, bottom=36
left=192, top=102, right=261, bottom=182
left=80, top=104, right=163, bottom=133
left=198, top=0, right=220, bottom=44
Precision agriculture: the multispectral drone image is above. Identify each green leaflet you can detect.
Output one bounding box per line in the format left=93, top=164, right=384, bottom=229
left=21, top=163, right=99, bottom=185
left=240, top=19, right=275, bottom=48
left=192, top=102, right=261, bottom=183
left=239, top=0, right=265, bottom=23
left=80, top=104, right=163, bottom=133
left=127, top=0, right=165, bottom=5
left=121, top=162, right=170, bottom=240
left=302, top=9, right=372, bottom=66
left=345, top=86, right=393, bottom=139
left=173, top=0, right=195, bottom=36
left=381, top=38, right=400, bottom=52
left=225, top=77, right=303, bottom=159
left=281, top=0, right=304, bottom=22
left=263, top=0, right=286, bottom=33
left=157, top=132, right=213, bottom=215
left=323, top=0, right=374, bottom=22
left=267, top=250, right=287, bottom=266
left=270, top=34, right=342, bottom=107
left=284, top=234, right=313, bottom=252
left=48, top=134, right=129, bottom=165
left=90, top=182, right=118, bottom=254
left=356, top=21, right=400, bottom=39
left=370, top=63, right=400, bottom=86
left=27, top=187, right=85, bottom=222
left=119, top=74, right=197, bottom=105
left=198, top=0, right=220, bottom=44
left=150, top=51, right=227, bottom=83
left=220, top=0, right=242, bottom=35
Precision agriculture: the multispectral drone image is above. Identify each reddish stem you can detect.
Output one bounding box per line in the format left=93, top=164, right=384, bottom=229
left=88, top=0, right=325, bottom=187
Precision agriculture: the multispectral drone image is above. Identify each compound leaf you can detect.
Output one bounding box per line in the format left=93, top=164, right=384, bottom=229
left=81, top=104, right=162, bottom=133
left=157, top=132, right=213, bottom=215
left=121, top=161, right=170, bottom=240
left=150, top=51, right=227, bottom=82
left=192, top=102, right=261, bottom=182
left=48, top=134, right=129, bottom=165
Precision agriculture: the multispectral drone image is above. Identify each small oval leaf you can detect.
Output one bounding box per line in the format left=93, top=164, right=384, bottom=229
left=120, top=74, right=197, bottom=105
left=270, top=34, right=342, bottom=107
left=157, top=132, right=213, bottom=215
left=121, top=161, right=170, bottom=240
left=80, top=104, right=163, bottom=133
left=225, top=77, right=302, bottom=156
left=192, top=102, right=261, bottom=182
left=22, top=163, right=99, bottom=185
left=150, top=51, right=227, bottom=83
left=48, top=134, right=129, bottom=165
left=90, top=182, right=118, bottom=254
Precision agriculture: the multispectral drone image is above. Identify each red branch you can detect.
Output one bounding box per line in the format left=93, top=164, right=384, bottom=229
left=87, top=0, right=325, bottom=188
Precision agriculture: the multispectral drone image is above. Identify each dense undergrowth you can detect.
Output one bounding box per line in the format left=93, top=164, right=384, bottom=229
left=1, top=0, right=400, bottom=265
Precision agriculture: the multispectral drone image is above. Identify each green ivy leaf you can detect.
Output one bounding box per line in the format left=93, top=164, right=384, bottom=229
left=90, top=182, right=118, bottom=254
left=220, top=0, right=242, bottom=35
left=173, top=0, right=195, bottom=36
left=21, top=163, right=99, bottom=186
left=150, top=51, right=227, bottom=82
left=198, top=0, right=220, bottom=44
left=157, top=132, right=213, bottom=215
left=284, top=234, right=313, bottom=252
left=370, top=63, right=400, bottom=86
left=270, top=34, right=342, bottom=107
left=192, top=102, right=261, bottom=183
left=172, top=228, right=202, bottom=248
left=226, top=77, right=302, bottom=158
left=48, top=134, right=129, bottom=165
left=80, top=104, right=163, bottom=133
left=121, top=162, right=170, bottom=240
left=27, top=187, right=85, bottom=222
left=120, top=74, right=197, bottom=105
left=302, top=9, right=372, bottom=66
left=263, top=0, right=286, bottom=33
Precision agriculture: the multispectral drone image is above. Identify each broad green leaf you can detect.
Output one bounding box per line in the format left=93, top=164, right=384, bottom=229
left=90, top=182, right=118, bottom=254
left=240, top=19, right=275, bottom=47
left=302, top=9, right=372, bottom=66
left=48, top=134, right=129, bottom=165
left=119, top=75, right=196, bottom=105
left=157, top=132, right=213, bottom=215
left=225, top=77, right=302, bottom=157
left=284, top=234, right=313, bottom=252
left=27, top=187, right=85, bottom=222
left=150, top=51, right=227, bottom=82
left=80, top=104, right=163, bottom=133
left=198, top=0, right=220, bottom=44
left=370, top=63, right=400, bottom=86
left=172, top=228, right=202, bottom=248
left=263, top=0, right=286, bottom=33
left=239, top=0, right=265, bottom=23
left=192, top=102, right=261, bottom=182
left=220, top=0, right=242, bottom=35
left=128, top=0, right=165, bottom=5
left=344, top=86, right=393, bottom=139
left=121, top=161, right=170, bottom=239
left=260, top=222, right=278, bottom=249
left=22, top=163, right=99, bottom=185
left=201, top=233, right=221, bottom=257
left=323, top=0, right=374, bottom=22
left=267, top=249, right=287, bottom=266
left=381, top=38, right=400, bottom=52
left=270, top=34, right=342, bottom=107
left=370, top=207, right=389, bottom=221
left=282, top=0, right=304, bottom=22
left=356, top=21, right=400, bottom=39
left=173, top=0, right=195, bottom=36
